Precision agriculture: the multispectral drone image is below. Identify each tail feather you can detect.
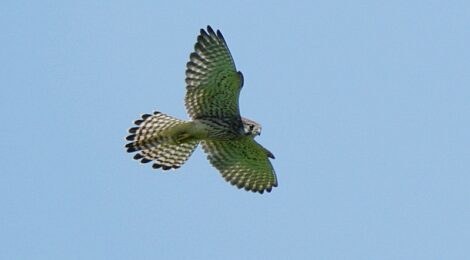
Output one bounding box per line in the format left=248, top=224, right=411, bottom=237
left=125, top=111, right=199, bottom=170
left=125, top=112, right=181, bottom=151
left=140, top=142, right=198, bottom=170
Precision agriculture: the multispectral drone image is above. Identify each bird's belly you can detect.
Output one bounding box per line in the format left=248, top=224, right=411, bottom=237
left=193, top=118, right=243, bottom=140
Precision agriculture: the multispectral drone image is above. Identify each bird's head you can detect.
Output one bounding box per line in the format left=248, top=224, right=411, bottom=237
left=241, top=117, right=262, bottom=137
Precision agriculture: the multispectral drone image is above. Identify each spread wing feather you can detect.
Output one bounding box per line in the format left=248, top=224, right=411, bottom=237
left=185, top=26, right=244, bottom=120
left=201, top=137, right=278, bottom=194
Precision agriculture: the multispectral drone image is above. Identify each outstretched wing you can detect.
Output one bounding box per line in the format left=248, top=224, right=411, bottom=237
left=201, top=138, right=278, bottom=193
left=185, top=26, right=244, bottom=120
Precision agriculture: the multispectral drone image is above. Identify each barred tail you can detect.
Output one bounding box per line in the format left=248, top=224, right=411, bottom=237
left=125, top=111, right=199, bottom=170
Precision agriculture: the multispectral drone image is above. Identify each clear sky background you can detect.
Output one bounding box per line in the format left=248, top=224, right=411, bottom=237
left=1, top=1, right=469, bottom=259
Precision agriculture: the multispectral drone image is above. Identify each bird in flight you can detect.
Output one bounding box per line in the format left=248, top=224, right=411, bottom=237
left=125, top=26, right=277, bottom=193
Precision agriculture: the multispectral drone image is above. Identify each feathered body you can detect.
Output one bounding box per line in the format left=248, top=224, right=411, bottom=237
left=125, top=26, right=277, bottom=193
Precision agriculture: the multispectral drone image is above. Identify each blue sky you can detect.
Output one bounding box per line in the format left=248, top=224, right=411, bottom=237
left=1, top=1, right=469, bottom=259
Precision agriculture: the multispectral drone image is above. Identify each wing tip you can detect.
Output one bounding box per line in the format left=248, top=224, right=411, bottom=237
left=200, top=25, right=226, bottom=45
left=206, top=25, right=215, bottom=36
left=240, top=183, right=277, bottom=194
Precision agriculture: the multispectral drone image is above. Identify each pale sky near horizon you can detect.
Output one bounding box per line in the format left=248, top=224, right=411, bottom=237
left=1, top=1, right=469, bottom=259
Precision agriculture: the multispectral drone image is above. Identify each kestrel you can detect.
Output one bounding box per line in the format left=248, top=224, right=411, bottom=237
left=125, top=26, right=277, bottom=193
